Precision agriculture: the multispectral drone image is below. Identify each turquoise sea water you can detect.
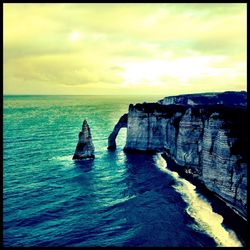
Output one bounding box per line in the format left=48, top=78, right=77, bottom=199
left=3, top=95, right=242, bottom=247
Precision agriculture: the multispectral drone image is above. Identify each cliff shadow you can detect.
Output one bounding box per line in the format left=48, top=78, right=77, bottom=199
left=121, top=151, right=182, bottom=202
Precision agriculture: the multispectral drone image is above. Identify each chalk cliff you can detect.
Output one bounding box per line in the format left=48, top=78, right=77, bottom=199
left=116, top=92, right=247, bottom=219
left=158, top=91, right=247, bottom=107
left=73, top=120, right=95, bottom=160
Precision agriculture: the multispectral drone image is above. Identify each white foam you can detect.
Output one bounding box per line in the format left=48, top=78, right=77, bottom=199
left=154, top=154, right=242, bottom=247
left=51, top=155, right=73, bottom=161
left=101, top=194, right=137, bottom=210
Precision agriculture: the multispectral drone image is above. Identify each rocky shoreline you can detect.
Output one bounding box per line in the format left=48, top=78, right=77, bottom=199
left=161, top=152, right=248, bottom=246
left=123, top=92, right=247, bottom=217
left=108, top=91, right=247, bottom=244
left=122, top=149, right=248, bottom=245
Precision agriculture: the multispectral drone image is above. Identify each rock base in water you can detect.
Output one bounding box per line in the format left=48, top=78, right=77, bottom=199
left=72, top=154, right=95, bottom=160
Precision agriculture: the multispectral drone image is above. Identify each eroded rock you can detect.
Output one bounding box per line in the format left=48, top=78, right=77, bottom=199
left=108, top=113, right=127, bottom=150
left=73, top=120, right=95, bottom=160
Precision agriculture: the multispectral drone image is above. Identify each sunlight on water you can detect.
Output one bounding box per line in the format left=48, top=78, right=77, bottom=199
left=51, top=155, right=73, bottom=161
left=154, top=154, right=242, bottom=247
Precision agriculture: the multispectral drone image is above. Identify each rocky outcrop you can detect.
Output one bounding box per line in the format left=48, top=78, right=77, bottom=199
left=108, top=114, right=128, bottom=150
left=73, top=120, right=95, bottom=160
left=158, top=91, right=247, bottom=107
left=120, top=92, right=247, bottom=219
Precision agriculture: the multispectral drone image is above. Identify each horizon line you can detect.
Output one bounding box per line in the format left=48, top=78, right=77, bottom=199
left=3, top=94, right=165, bottom=96
left=3, top=90, right=247, bottom=97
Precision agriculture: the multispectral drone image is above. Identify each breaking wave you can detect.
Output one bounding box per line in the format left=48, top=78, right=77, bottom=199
left=154, top=154, right=242, bottom=247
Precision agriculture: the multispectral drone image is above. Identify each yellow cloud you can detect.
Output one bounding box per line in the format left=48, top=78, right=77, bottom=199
left=3, top=3, right=246, bottom=95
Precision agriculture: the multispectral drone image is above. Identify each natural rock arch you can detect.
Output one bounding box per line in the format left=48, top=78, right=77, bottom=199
left=107, top=114, right=128, bottom=150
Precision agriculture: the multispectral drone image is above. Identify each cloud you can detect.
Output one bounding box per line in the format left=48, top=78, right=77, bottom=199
left=3, top=3, right=246, bottom=95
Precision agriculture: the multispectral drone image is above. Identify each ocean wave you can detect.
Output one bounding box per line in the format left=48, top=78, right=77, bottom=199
left=100, top=195, right=137, bottom=213
left=154, top=154, right=242, bottom=247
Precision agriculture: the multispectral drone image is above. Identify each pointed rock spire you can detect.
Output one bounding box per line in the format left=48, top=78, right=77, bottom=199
left=73, top=119, right=95, bottom=160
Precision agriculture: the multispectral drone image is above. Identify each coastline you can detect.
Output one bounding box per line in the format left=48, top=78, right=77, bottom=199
left=161, top=153, right=248, bottom=246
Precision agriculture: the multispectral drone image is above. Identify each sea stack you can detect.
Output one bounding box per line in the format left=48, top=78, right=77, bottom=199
left=73, top=120, right=95, bottom=160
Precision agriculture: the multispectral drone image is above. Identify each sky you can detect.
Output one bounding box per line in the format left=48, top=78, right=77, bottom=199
left=3, top=3, right=247, bottom=95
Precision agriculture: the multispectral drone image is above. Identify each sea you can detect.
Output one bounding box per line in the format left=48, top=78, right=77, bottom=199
left=3, top=95, right=243, bottom=247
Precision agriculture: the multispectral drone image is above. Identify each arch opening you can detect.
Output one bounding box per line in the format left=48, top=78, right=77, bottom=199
left=107, top=113, right=128, bottom=150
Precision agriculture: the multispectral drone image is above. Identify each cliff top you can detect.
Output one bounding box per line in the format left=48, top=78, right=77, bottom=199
left=158, top=91, right=247, bottom=107
left=130, top=102, right=247, bottom=120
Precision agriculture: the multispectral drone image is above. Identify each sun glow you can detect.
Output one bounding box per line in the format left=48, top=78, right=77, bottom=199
left=69, top=31, right=81, bottom=42
left=121, top=55, right=233, bottom=88
left=121, top=60, right=165, bottom=87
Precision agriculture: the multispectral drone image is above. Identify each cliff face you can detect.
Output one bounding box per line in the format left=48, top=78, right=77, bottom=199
left=124, top=98, right=247, bottom=219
